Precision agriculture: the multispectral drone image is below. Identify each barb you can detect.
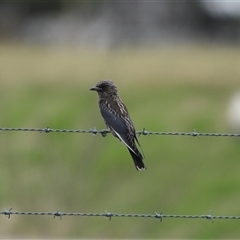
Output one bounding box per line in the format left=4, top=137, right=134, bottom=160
left=1, top=209, right=240, bottom=221
left=0, top=127, right=240, bottom=138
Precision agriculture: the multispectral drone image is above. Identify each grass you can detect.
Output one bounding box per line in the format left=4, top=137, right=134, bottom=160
left=0, top=42, right=240, bottom=238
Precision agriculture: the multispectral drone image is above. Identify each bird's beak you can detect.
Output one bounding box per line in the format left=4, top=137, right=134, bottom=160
left=90, top=86, right=101, bottom=91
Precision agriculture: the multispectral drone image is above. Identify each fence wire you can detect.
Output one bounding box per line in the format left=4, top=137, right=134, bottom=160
left=1, top=209, right=240, bottom=222
left=0, top=127, right=240, bottom=138
left=1, top=127, right=240, bottom=222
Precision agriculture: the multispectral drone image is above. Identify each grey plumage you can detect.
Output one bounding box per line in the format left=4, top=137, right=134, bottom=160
left=90, top=80, right=146, bottom=171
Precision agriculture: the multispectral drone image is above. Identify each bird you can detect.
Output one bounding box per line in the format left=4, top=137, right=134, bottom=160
left=90, top=80, right=146, bottom=171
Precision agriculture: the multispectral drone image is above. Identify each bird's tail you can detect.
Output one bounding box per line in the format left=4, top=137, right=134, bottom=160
left=128, top=148, right=146, bottom=171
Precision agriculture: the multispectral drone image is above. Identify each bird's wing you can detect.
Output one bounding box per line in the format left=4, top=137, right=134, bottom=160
left=100, top=101, right=138, bottom=155
left=134, top=134, right=145, bottom=158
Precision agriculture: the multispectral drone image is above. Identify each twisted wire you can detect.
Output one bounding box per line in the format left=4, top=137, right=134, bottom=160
left=1, top=209, right=240, bottom=222
left=0, top=127, right=240, bottom=138
left=1, top=128, right=239, bottom=223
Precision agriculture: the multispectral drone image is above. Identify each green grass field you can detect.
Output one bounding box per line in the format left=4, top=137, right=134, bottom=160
left=0, top=42, right=240, bottom=238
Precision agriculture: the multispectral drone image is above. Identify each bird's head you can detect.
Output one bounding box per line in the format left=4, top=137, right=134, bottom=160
left=90, top=80, right=118, bottom=98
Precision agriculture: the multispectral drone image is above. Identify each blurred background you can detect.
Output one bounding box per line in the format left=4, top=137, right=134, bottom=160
left=0, top=1, right=240, bottom=238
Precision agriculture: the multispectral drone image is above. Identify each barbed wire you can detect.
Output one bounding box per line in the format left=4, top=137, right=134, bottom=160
left=1, top=129, right=240, bottom=224
left=1, top=208, right=240, bottom=222
left=0, top=127, right=240, bottom=138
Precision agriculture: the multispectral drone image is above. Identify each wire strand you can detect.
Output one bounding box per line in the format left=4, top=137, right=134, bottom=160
left=0, top=127, right=240, bottom=138
left=1, top=209, right=239, bottom=222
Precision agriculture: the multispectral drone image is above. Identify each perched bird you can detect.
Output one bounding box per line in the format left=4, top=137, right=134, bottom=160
left=90, top=80, right=146, bottom=171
